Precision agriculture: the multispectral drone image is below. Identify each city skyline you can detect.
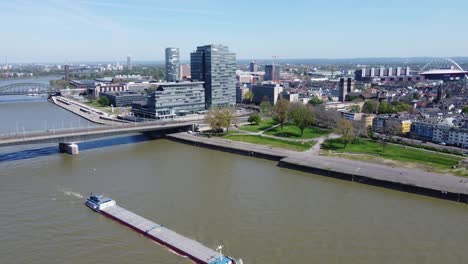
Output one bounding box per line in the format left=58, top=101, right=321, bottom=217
left=1, top=0, right=467, bottom=62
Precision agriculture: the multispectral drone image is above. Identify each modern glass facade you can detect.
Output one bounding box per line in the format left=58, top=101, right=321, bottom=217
left=165, top=48, right=180, bottom=82
left=132, top=82, right=205, bottom=119
left=251, top=83, right=283, bottom=105
left=264, top=65, right=280, bottom=81
left=190, top=44, right=236, bottom=109
left=100, top=91, right=147, bottom=107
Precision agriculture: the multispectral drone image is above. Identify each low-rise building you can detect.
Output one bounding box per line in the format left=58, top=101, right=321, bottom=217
left=126, top=82, right=157, bottom=92
left=373, top=115, right=412, bottom=134
left=131, top=81, right=205, bottom=119
left=281, top=93, right=299, bottom=103
left=100, top=91, right=147, bottom=107
left=342, top=111, right=375, bottom=128
left=251, top=83, right=283, bottom=105
left=93, top=83, right=126, bottom=96
left=410, top=121, right=434, bottom=141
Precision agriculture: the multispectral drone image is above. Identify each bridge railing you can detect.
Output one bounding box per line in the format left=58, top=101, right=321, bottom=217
left=0, top=119, right=198, bottom=141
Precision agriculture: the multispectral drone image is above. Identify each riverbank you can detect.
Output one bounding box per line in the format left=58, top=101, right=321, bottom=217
left=167, top=132, right=468, bottom=204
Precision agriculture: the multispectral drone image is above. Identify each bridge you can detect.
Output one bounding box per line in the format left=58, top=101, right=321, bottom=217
left=0, top=82, right=60, bottom=96
left=0, top=121, right=197, bottom=154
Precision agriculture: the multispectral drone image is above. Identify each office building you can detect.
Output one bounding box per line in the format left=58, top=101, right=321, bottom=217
left=132, top=82, right=205, bottom=119
left=249, top=61, right=257, bottom=73
left=165, top=47, right=180, bottom=82
left=100, top=91, right=147, bottom=107
left=191, top=44, right=236, bottom=108
left=179, top=64, right=191, bottom=80
left=264, top=65, right=280, bottom=81
left=281, top=92, right=299, bottom=103
left=126, top=55, right=132, bottom=71
left=251, top=83, right=283, bottom=105
left=338, top=78, right=353, bottom=102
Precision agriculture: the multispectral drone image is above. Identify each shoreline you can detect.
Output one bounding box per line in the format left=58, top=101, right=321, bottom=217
left=167, top=132, right=468, bottom=204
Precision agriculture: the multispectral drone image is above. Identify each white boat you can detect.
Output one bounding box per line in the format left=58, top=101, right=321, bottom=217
left=85, top=194, right=116, bottom=211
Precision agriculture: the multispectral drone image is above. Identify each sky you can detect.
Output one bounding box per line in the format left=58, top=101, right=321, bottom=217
left=0, top=0, right=467, bottom=63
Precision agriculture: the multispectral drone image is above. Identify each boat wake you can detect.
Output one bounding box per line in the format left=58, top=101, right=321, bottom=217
left=59, top=187, right=84, bottom=199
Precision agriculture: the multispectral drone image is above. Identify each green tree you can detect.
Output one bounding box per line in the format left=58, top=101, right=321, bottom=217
left=362, top=100, right=378, bottom=114
left=205, top=107, right=238, bottom=134
left=335, top=119, right=355, bottom=149
left=463, top=105, right=468, bottom=113
left=259, top=98, right=272, bottom=116
left=314, top=106, right=341, bottom=128
left=98, top=96, right=111, bottom=107
left=248, top=114, right=261, bottom=125
left=346, top=95, right=359, bottom=101
left=391, top=101, right=411, bottom=112
left=367, top=125, right=374, bottom=138
left=272, top=99, right=290, bottom=131
left=349, top=105, right=361, bottom=113
left=378, top=101, right=392, bottom=114
left=288, top=103, right=315, bottom=136
left=308, top=97, right=323, bottom=106
left=413, top=92, right=421, bottom=100
left=243, top=90, right=254, bottom=104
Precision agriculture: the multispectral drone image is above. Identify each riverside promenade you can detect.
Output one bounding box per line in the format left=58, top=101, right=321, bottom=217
left=168, top=133, right=468, bottom=203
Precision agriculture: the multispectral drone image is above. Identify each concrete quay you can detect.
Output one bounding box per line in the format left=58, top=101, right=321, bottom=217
left=167, top=133, right=468, bottom=204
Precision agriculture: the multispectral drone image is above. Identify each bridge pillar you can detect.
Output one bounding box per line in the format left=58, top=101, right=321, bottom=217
left=59, top=142, right=79, bottom=155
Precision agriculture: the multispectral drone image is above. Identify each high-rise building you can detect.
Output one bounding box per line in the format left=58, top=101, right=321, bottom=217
left=249, top=61, right=257, bottom=73
left=346, top=77, right=354, bottom=93
left=339, top=77, right=352, bottom=102
left=264, top=65, right=280, bottom=81
left=64, top=65, right=70, bottom=81
left=190, top=44, right=236, bottom=109
left=179, top=64, right=191, bottom=80
left=126, top=55, right=132, bottom=71
left=165, top=47, right=180, bottom=82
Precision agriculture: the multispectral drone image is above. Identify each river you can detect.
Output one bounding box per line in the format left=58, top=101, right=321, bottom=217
left=1, top=93, right=468, bottom=264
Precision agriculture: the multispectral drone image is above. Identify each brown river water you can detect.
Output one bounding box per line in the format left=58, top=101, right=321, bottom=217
left=1, top=98, right=468, bottom=264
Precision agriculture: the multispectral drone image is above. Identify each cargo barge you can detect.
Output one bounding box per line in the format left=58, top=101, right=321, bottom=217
left=86, top=195, right=240, bottom=264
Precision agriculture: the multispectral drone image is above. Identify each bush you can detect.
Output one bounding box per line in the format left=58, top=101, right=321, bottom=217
left=98, top=96, right=111, bottom=107
left=248, top=114, right=262, bottom=125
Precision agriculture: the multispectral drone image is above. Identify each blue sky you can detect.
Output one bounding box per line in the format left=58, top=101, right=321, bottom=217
left=1, top=0, right=467, bottom=62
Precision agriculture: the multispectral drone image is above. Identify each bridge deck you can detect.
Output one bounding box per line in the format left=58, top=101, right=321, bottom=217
left=100, top=205, right=223, bottom=264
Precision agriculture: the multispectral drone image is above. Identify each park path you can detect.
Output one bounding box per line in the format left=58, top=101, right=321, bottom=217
left=232, top=124, right=339, bottom=150
left=306, top=133, right=341, bottom=155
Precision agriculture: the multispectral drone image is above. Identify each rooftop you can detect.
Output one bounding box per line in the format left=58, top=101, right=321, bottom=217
left=420, top=69, right=468, bottom=75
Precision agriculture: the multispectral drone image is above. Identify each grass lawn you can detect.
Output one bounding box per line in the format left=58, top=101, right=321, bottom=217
left=224, top=134, right=315, bottom=152
left=264, top=123, right=330, bottom=139
left=239, top=118, right=277, bottom=133
left=322, top=138, right=463, bottom=170
left=84, top=101, right=119, bottom=114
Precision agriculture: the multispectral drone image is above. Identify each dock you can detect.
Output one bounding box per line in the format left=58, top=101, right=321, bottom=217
left=99, top=204, right=237, bottom=264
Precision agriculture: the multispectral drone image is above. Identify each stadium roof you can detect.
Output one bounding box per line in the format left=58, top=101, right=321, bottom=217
left=419, top=69, right=468, bottom=75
